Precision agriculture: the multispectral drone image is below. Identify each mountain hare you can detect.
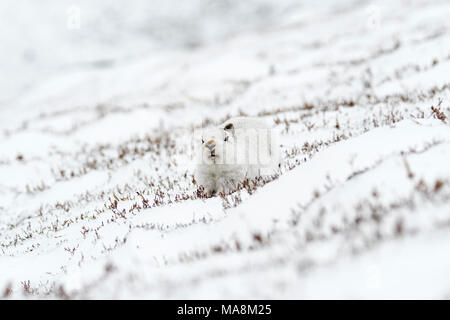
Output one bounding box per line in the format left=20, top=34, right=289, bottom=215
left=195, top=117, right=281, bottom=196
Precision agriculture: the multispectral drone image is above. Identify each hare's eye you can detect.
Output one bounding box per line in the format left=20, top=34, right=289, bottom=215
left=202, top=139, right=204, bottom=144
left=224, top=136, right=229, bottom=142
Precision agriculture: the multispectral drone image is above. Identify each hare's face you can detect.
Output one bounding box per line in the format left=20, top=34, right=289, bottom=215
left=199, top=127, right=235, bottom=164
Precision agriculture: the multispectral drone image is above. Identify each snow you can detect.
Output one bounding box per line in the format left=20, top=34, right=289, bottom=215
left=1, top=0, right=450, bottom=299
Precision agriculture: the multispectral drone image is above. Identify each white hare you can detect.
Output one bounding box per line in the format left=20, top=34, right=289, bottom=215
left=195, top=117, right=281, bottom=196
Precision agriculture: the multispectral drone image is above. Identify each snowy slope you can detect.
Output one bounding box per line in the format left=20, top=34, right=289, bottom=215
left=1, top=0, right=450, bottom=299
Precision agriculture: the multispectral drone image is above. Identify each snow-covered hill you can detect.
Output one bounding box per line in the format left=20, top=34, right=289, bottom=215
left=1, top=0, right=450, bottom=299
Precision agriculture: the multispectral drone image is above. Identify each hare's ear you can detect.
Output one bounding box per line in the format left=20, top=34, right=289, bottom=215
left=224, top=123, right=235, bottom=137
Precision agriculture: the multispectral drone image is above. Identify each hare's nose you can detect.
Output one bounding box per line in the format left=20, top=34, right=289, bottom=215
left=205, top=140, right=216, bottom=151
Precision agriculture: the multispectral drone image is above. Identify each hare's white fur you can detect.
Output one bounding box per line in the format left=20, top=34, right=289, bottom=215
left=195, top=117, right=280, bottom=195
